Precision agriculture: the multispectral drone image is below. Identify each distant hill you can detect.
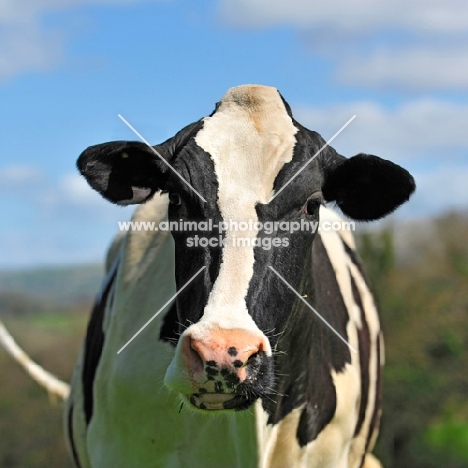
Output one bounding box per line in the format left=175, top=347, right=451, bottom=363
left=0, top=264, right=104, bottom=315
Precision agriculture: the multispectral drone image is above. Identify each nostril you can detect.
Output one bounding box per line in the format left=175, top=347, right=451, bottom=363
left=185, top=333, right=268, bottom=383
left=187, top=337, right=205, bottom=373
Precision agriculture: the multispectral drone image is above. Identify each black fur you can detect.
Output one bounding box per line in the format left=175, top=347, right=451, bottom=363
left=367, top=334, right=383, bottom=452
left=77, top=88, right=414, bottom=455
left=341, top=238, right=372, bottom=289
left=167, top=138, right=225, bottom=331
left=257, top=234, right=352, bottom=446
left=67, top=404, right=82, bottom=468
left=322, top=154, right=416, bottom=220
left=351, top=273, right=371, bottom=438
left=77, top=141, right=169, bottom=204
left=76, top=121, right=205, bottom=205
left=82, top=267, right=117, bottom=425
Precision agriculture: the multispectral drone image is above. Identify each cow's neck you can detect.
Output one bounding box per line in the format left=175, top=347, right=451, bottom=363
left=261, top=233, right=352, bottom=445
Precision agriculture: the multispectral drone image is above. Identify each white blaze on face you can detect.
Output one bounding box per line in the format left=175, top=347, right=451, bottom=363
left=193, top=85, right=297, bottom=341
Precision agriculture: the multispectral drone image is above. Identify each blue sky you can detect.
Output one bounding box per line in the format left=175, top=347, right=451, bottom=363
left=1, top=0, right=467, bottom=268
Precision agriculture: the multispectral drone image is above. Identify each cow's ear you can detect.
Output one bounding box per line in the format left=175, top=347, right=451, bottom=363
left=77, top=141, right=169, bottom=205
left=322, top=154, right=415, bottom=221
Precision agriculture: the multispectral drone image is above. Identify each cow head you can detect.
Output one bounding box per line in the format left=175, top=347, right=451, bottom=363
left=78, top=85, right=415, bottom=412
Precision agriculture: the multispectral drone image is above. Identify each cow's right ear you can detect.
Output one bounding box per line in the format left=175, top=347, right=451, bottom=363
left=77, top=141, right=170, bottom=205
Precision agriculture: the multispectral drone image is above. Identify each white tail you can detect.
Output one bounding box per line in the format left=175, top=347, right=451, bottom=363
left=0, top=319, right=70, bottom=400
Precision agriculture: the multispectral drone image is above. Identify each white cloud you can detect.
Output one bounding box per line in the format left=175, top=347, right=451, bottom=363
left=0, top=225, right=113, bottom=267
left=293, top=99, right=468, bottom=162
left=0, top=24, right=62, bottom=79
left=58, top=173, right=104, bottom=206
left=1, top=0, right=159, bottom=21
left=219, top=0, right=468, bottom=91
left=0, top=166, right=131, bottom=223
left=0, top=167, right=132, bottom=265
left=335, top=46, right=468, bottom=90
left=39, top=172, right=134, bottom=223
left=398, top=165, right=468, bottom=218
left=0, top=170, right=133, bottom=265
left=0, top=165, right=45, bottom=190
left=219, top=0, right=468, bottom=35
left=0, top=165, right=104, bottom=206
left=0, top=0, right=168, bottom=79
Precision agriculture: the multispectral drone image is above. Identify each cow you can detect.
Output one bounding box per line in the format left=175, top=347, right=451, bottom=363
left=67, top=84, right=415, bottom=468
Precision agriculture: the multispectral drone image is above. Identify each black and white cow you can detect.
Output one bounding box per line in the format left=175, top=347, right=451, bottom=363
left=68, top=85, right=415, bottom=468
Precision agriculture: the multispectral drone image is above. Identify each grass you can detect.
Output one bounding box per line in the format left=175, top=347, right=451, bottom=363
left=0, top=307, right=89, bottom=468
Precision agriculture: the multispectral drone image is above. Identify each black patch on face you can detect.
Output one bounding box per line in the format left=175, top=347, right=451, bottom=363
left=167, top=138, right=225, bottom=332
left=82, top=266, right=118, bottom=425
left=227, top=347, right=238, bottom=356
left=237, top=134, right=333, bottom=422
left=67, top=403, right=82, bottom=468
left=351, top=272, right=371, bottom=438
left=206, top=360, right=217, bottom=367
left=233, top=360, right=243, bottom=368
left=244, top=129, right=325, bottom=344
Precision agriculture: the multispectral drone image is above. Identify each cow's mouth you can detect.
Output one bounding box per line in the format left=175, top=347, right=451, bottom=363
left=188, top=393, right=252, bottom=411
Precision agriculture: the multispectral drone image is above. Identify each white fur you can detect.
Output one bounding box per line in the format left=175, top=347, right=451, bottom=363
left=190, top=85, right=297, bottom=342
left=320, top=206, right=382, bottom=466
left=252, top=207, right=381, bottom=468
left=67, top=202, right=382, bottom=467
left=67, top=195, right=259, bottom=467
left=67, top=84, right=383, bottom=466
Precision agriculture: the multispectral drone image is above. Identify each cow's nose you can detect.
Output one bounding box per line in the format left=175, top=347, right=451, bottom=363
left=182, top=328, right=268, bottom=385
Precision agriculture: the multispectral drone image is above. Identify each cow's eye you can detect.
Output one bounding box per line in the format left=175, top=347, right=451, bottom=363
left=168, top=192, right=182, bottom=206
left=305, top=192, right=323, bottom=215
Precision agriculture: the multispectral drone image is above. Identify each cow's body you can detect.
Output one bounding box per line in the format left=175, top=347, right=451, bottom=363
left=66, top=200, right=381, bottom=468
left=69, top=85, right=414, bottom=467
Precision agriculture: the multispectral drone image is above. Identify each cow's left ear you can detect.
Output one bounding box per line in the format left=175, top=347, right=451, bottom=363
left=77, top=141, right=170, bottom=205
left=322, top=154, right=416, bottom=221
